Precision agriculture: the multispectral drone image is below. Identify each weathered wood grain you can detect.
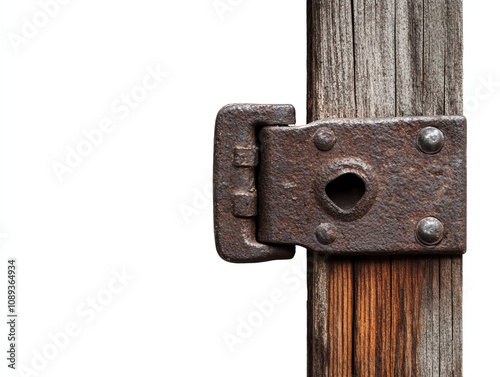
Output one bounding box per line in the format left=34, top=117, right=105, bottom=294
left=307, top=0, right=463, bottom=375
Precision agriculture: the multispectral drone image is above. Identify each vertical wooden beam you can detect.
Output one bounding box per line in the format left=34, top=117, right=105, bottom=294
left=307, top=0, right=463, bottom=375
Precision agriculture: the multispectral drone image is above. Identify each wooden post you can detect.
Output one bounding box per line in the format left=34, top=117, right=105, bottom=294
left=307, top=0, right=463, bottom=375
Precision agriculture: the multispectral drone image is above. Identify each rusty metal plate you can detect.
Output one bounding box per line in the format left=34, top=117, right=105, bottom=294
left=258, top=116, right=466, bottom=255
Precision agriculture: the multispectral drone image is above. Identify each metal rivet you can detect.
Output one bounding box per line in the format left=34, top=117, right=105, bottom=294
left=416, top=217, right=444, bottom=246
left=416, top=127, right=445, bottom=154
left=315, top=223, right=337, bottom=245
left=314, top=128, right=336, bottom=151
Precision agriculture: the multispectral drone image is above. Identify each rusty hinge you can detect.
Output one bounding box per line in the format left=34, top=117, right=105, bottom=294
left=213, top=104, right=466, bottom=263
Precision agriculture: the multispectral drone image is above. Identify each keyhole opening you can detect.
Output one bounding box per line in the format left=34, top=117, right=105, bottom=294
left=325, top=173, right=366, bottom=211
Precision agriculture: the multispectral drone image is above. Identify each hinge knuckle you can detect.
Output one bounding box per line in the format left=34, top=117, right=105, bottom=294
left=213, top=104, right=296, bottom=263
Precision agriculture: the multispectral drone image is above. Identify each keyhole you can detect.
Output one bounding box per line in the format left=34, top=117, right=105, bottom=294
left=325, top=173, right=366, bottom=211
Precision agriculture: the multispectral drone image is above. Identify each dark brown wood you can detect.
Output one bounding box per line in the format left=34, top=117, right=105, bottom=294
left=307, top=0, right=463, bottom=375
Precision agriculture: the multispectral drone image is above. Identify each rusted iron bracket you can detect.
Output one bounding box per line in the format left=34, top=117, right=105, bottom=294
left=213, top=104, right=466, bottom=263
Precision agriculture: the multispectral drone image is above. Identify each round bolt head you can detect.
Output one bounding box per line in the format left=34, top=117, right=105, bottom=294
left=416, top=217, right=444, bottom=246
left=315, top=223, right=337, bottom=245
left=314, top=128, right=336, bottom=151
left=416, top=127, right=445, bottom=154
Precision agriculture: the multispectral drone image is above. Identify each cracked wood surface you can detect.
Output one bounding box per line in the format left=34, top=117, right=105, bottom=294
left=307, top=0, right=463, bottom=375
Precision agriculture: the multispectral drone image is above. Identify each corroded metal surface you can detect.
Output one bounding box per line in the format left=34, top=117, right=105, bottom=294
left=258, top=116, right=466, bottom=255
left=213, top=104, right=466, bottom=262
left=213, top=104, right=296, bottom=263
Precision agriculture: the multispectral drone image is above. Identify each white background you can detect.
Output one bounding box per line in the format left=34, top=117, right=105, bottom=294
left=0, top=0, right=497, bottom=376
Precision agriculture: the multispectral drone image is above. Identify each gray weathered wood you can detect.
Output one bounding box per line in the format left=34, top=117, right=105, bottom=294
left=307, top=0, right=463, bottom=375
